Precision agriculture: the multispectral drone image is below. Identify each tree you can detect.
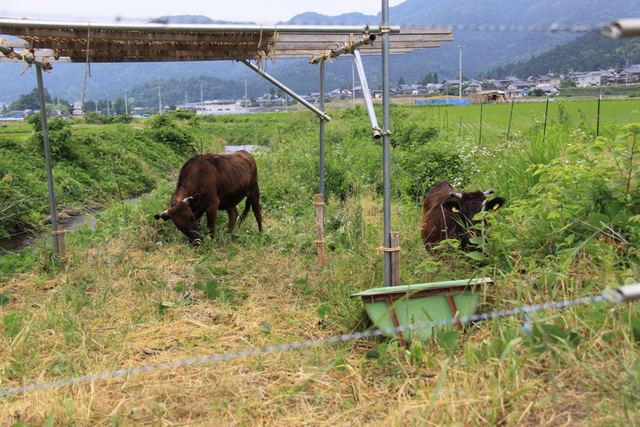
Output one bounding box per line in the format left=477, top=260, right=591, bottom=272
left=530, top=88, right=546, bottom=97
left=560, top=78, right=576, bottom=88
left=84, top=100, right=97, bottom=112
left=397, top=77, right=406, bottom=86
left=113, top=96, right=126, bottom=115
left=483, top=82, right=496, bottom=90
left=9, top=88, right=52, bottom=111
left=419, top=73, right=433, bottom=85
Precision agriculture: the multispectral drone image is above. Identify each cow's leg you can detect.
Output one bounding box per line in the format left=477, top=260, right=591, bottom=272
left=227, top=206, right=238, bottom=233
left=205, top=203, right=219, bottom=239
left=247, top=183, right=263, bottom=232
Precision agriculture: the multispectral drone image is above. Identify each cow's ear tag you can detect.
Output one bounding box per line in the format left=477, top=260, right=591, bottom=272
left=493, top=204, right=500, bottom=210
left=158, top=218, right=164, bottom=224
left=451, top=207, right=460, bottom=213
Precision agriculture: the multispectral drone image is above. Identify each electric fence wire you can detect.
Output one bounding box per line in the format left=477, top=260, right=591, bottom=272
left=0, top=290, right=625, bottom=397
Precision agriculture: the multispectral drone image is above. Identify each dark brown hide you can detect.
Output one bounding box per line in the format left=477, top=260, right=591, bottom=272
left=154, top=150, right=263, bottom=244
left=421, top=179, right=505, bottom=248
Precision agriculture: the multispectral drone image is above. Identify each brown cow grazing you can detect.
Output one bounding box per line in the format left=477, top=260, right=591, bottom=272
left=154, top=150, right=263, bottom=245
left=421, top=179, right=505, bottom=248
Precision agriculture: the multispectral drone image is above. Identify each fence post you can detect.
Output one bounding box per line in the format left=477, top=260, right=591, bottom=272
left=597, top=98, right=601, bottom=137
left=314, top=194, right=325, bottom=265
left=479, top=102, right=483, bottom=145
left=543, top=98, right=549, bottom=143
left=52, top=230, right=67, bottom=262
left=507, top=99, right=514, bottom=140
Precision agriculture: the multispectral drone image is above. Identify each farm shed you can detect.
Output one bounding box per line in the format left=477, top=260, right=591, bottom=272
left=0, top=9, right=456, bottom=286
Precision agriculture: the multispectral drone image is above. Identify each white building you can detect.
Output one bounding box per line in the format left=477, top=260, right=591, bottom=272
left=195, top=100, right=245, bottom=115
left=576, top=72, right=605, bottom=87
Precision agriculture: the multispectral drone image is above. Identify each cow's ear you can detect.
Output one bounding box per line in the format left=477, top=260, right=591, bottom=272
left=442, top=200, right=462, bottom=213
left=486, top=197, right=506, bottom=212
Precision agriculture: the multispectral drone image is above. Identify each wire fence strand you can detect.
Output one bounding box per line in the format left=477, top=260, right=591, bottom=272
left=0, top=292, right=614, bottom=397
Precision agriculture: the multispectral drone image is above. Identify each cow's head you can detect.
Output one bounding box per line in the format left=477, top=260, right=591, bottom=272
left=443, top=189, right=505, bottom=244
left=154, top=194, right=204, bottom=245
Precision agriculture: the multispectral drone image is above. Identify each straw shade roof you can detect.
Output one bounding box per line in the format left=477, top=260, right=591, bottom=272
left=0, top=18, right=452, bottom=66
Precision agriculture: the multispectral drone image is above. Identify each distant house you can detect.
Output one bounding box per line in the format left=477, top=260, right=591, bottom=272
left=353, top=86, right=372, bottom=99
left=72, top=109, right=84, bottom=119
left=536, top=76, right=562, bottom=88
left=196, top=99, right=244, bottom=115
left=529, top=86, right=560, bottom=96
left=464, top=81, right=482, bottom=93
left=395, top=84, right=415, bottom=95
left=442, top=79, right=461, bottom=88
left=576, top=71, right=606, bottom=87
left=329, top=88, right=351, bottom=101
left=618, top=65, right=640, bottom=84
left=507, top=80, right=531, bottom=91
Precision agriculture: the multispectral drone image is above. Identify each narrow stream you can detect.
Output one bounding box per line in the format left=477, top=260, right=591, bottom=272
left=0, top=198, right=140, bottom=257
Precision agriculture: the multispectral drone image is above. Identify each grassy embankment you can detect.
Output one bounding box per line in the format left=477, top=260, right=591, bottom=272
left=1, top=99, right=640, bottom=425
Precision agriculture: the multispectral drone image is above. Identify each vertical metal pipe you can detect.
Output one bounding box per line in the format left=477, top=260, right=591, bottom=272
left=36, top=66, right=59, bottom=255
left=382, top=0, right=391, bottom=287
left=319, top=59, right=326, bottom=199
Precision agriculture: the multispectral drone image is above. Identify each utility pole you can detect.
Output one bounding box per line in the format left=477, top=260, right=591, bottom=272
left=458, top=45, right=464, bottom=100
left=185, top=91, right=188, bottom=106
left=104, top=93, right=110, bottom=116
left=157, top=86, right=162, bottom=114
left=244, top=74, right=248, bottom=111
left=124, top=89, right=128, bottom=115
left=199, top=80, right=203, bottom=103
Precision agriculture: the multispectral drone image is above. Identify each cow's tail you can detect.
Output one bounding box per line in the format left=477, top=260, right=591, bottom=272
left=238, top=198, right=251, bottom=227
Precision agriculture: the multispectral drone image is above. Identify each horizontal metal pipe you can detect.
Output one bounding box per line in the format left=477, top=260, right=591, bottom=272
left=309, top=34, right=376, bottom=64
left=240, top=59, right=330, bottom=122
left=600, top=18, right=640, bottom=39
left=0, top=44, right=52, bottom=69
left=0, top=18, right=400, bottom=35
left=353, top=49, right=381, bottom=139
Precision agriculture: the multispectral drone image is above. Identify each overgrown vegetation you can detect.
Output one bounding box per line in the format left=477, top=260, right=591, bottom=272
left=2, top=100, right=640, bottom=425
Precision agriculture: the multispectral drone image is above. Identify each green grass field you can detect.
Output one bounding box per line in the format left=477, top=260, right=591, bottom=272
left=1, top=104, right=640, bottom=425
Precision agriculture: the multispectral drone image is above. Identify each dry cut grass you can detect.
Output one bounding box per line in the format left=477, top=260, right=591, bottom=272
left=0, top=196, right=637, bottom=426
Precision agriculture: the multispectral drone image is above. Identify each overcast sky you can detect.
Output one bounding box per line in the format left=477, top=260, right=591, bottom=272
left=1, top=1, right=405, bottom=25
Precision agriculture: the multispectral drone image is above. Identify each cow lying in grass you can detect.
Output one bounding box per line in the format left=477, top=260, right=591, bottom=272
left=154, top=150, right=263, bottom=245
left=421, top=179, right=505, bottom=248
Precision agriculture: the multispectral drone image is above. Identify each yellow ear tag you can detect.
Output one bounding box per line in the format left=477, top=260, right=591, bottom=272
left=158, top=218, right=164, bottom=224
left=451, top=207, right=460, bottom=213
left=493, top=204, right=500, bottom=210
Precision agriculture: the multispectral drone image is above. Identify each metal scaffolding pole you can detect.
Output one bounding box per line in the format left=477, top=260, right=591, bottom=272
left=353, top=49, right=381, bottom=139
left=382, top=0, right=392, bottom=287
left=319, top=59, right=326, bottom=198
left=240, top=59, right=330, bottom=122
left=36, top=65, right=60, bottom=255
